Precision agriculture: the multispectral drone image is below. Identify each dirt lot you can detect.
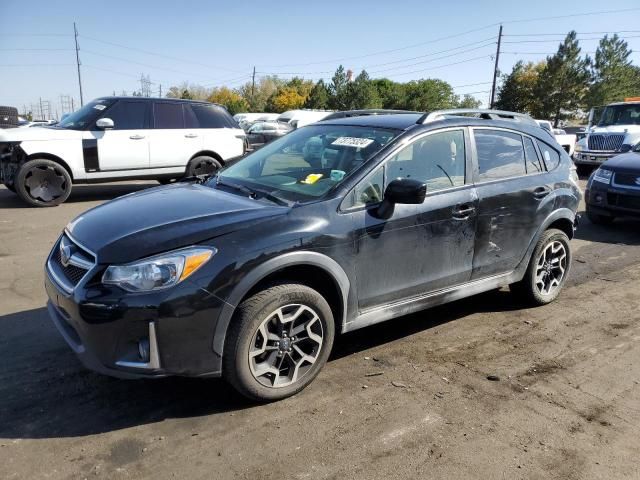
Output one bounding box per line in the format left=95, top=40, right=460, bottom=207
left=1, top=179, right=639, bottom=480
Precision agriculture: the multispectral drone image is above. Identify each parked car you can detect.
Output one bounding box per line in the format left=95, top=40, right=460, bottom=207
left=234, top=112, right=278, bottom=126
left=276, top=109, right=332, bottom=129
left=322, top=109, right=421, bottom=121
left=0, top=106, right=19, bottom=129
left=574, top=100, right=640, bottom=169
left=536, top=120, right=576, bottom=155
left=0, top=97, right=245, bottom=206
left=585, top=147, right=640, bottom=224
left=245, top=121, right=293, bottom=151
left=44, top=109, right=580, bottom=401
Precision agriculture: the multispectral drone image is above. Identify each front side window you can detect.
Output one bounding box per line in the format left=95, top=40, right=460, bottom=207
left=386, top=130, right=466, bottom=192
left=217, top=124, right=398, bottom=202
left=154, top=102, right=184, bottom=129
left=475, top=129, right=526, bottom=181
left=598, top=104, right=640, bottom=126
left=102, top=101, right=147, bottom=130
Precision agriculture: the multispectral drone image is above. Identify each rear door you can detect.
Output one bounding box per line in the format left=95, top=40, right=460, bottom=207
left=347, top=128, right=478, bottom=310
left=191, top=104, right=244, bottom=160
left=92, top=100, right=150, bottom=171
left=148, top=102, right=202, bottom=169
left=470, top=128, right=553, bottom=278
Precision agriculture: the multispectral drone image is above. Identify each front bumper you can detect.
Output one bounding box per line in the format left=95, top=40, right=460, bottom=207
left=44, top=263, right=227, bottom=379
left=585, top=181, right=640, bottom=218
left=573, top=151, right=618, bottom=165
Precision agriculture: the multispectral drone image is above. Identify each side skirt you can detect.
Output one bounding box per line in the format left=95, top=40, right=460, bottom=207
left=343, top=271, right=518, bottom=333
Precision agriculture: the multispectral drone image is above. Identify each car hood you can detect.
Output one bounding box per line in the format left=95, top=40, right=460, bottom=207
left=0, top=125, right=83, bottom=142
left=589, top=125, right=640, bottom=135
left=65, top=182, right=289, bottom=264
left=603, top=152, right=640, bottom=173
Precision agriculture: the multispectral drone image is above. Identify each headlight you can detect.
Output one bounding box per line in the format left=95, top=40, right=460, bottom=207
left=574, top=144, right=583, bottom=153
left=592, top=168, right=612, bottom=185
left=102, top=247, right=215, bottom=292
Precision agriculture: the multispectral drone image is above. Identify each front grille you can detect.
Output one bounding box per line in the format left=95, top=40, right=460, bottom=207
left=47, top=234, right=96, bottom=291
left=608, top=193, right=640, bottom=210
left=614, top=172, right=640, bottom=188
left=588, top=134, right=625, bottom=151
left=53, top=248, right=88, bottom=285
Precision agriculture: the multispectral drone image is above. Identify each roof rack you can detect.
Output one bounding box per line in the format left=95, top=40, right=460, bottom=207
left=418, top=109, right=538, bottom=127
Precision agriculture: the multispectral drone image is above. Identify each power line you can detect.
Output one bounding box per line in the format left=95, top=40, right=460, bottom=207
left=0, top=48, right=73, bottom=51
left=504, top=30, right=640, bottom=36
left=503, top=35, right=640, bottom=44
left=376, top=54, right=492, bottom=79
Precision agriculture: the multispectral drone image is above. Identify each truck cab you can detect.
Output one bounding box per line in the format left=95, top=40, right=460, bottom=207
left=574, top=99, right=640, bottom=168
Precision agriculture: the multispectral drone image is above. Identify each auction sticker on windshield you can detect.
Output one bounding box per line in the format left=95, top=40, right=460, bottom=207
left=332, top=137, right=374, bottom=148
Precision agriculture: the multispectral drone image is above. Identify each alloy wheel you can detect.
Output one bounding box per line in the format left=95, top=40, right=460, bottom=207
left=24, top=165, right=68, bottom=202
left=249, top=304, right=324, bottom=388
left=535, top=240, right=567, bottom=296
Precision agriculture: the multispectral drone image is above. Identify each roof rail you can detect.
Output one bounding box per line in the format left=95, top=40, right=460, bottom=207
left=418, top=109, right=538, bottom=127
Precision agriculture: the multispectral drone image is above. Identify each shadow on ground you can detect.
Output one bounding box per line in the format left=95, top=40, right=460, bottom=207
left=0, top=289, right=522, bottom=440
left=0, top=183, right=157, bottom=209
left=573, top=210, right=640, bottom=246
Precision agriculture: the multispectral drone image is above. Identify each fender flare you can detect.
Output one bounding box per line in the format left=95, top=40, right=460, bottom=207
left=211, top=251, right=350, bottom=357
left=514, top=208, right=577, bottom=278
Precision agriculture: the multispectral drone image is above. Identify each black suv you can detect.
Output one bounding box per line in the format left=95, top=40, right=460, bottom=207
left=44, top=109, right=581, bottom=401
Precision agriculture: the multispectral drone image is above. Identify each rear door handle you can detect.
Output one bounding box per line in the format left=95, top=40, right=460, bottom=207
left=533, top=186, right=551, bottom=199
left=184, top=133, right=198, bottom=138
left=129, top=134, right=145, bottom=140
left=453, top=204, right=476, bottom=219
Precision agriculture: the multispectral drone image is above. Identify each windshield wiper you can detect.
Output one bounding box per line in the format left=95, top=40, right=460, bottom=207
left=215, top=177, right=289, bottom=206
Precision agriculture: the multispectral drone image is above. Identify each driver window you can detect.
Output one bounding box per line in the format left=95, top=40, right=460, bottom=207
left=386, top=130, right=465, bottom=192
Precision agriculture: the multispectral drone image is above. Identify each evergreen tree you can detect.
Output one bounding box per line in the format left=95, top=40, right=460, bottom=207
left=495, top=61, right=545, bottom=114
left=305, top=80, right=331, bottom=109
left=534, top=31, right=590, bottom=126
left=329, top=65, right=350, bottom=110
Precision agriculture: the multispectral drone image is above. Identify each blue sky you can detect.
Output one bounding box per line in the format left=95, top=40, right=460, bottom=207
left=1, top=0, right=640, bottom=116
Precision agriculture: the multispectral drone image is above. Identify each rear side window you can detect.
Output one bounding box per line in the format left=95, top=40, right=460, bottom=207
left=103, top=101, right=147, bottom=130
left=474, top=129, right=526, bottom=181
left=154, top=102, right=184, bottom=129
left=191, top=105, right=235, bottom=128
left=536, top=139, right=561, bottom=171
left=523, top=136, right=544, bottom=174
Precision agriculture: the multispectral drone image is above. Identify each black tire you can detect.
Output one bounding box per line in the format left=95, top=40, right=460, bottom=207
left=575, top=164, right=592, bottom=177
left=223, top=283, right=335, bottom=402
left=510, top=228, right=572, bottom=306
left=187, top=156, right=222, bottom=177
left=157, top=178, right=177, bottom=185
left=14, top=159, right=72, bottom=207
left=586, top=208, right=615, bottom=225
left=0, top=106, right=19, bottom=127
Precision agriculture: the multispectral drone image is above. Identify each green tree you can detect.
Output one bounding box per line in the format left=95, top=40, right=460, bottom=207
left=238, top=76, right=285, bottom=112
left=495, top=61, right=545, bottom=114
left=328, top=65, right=350, bottom=110
left=587, top=34, right=640, bottom=107
left=456, top=94, right=482, bottom=109
left=180, top=89, right=193, bottom=100
left=402, top=79, right=458, bottom=111
left=372, top=78, right=407, bottom=109
left=534, top=31, right=590, bottom=126
left=305, top=80, right=331, bottom=109
left=346, top=70, right=382, bottom=109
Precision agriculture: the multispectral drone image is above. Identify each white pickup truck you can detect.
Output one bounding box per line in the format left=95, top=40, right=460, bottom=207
left=573, top=100, right=640, bottom=168
left=536, top=120, right=577, bottom=156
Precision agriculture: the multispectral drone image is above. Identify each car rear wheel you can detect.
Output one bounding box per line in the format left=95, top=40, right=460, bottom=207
left=15, top=159, right=72, bottom=207
left=187, top=156, right=222, bottom=177
left=223, top=283, right=335, bottom=402
left=510, top=228, right=571, bottom=306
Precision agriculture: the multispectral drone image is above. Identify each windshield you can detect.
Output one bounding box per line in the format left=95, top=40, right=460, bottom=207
left=216, top=124, right=399, bottom=202
left=57, top=98, right=115, bottom=130
left=598, top=104, right=640, bottom=127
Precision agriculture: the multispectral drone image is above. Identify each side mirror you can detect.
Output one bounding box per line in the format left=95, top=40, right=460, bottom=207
left=377, top=178, right=426, bottom=218
left=96, top=117, right=114, bottom=129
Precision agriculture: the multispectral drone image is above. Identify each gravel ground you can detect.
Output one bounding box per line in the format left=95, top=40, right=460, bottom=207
left=0, top=179, right=639, bottom=480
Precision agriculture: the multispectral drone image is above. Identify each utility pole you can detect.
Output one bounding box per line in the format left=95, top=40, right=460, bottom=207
left=490, top=24, right=503, bottom=109
left=251, top=66, right=256, bottom=105
left=74, top=22, right=84, bottom=106
left=159, top=84, right=162, bottom=98
left=39, top=97, right=43, bottom=120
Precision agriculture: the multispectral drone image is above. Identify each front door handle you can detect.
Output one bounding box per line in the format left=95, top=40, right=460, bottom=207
left=533, top=186, right=551, bottom=199
left=129, top=134, right=145, bottom=140
left=184, top=133, right=198, bottom=138
left=452, top=204, right=476, bottom=219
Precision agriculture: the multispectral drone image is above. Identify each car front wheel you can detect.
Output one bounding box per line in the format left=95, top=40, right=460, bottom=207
left=510, top=228, right=572, bottom=306
left=15, top=159, right=72, bottom=207
left=187, top=156, right=222, bottom=177
left=223, top=283, right=335, bottom=402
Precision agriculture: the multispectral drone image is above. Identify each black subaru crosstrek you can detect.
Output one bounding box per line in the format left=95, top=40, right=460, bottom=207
left=585, top=147, right=640, bottom=224
left=45, top=110, right=581, bottom=401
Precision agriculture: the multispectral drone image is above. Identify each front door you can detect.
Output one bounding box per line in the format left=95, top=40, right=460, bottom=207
left=92, top=100, right=150, bottom=171
left=470, top=128, right=555, bottom=278
left=349, top=128, right=478, bottom=310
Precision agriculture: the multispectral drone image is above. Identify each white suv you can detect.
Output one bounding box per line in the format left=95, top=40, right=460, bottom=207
left=0, top=97, right=245, bottom=206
